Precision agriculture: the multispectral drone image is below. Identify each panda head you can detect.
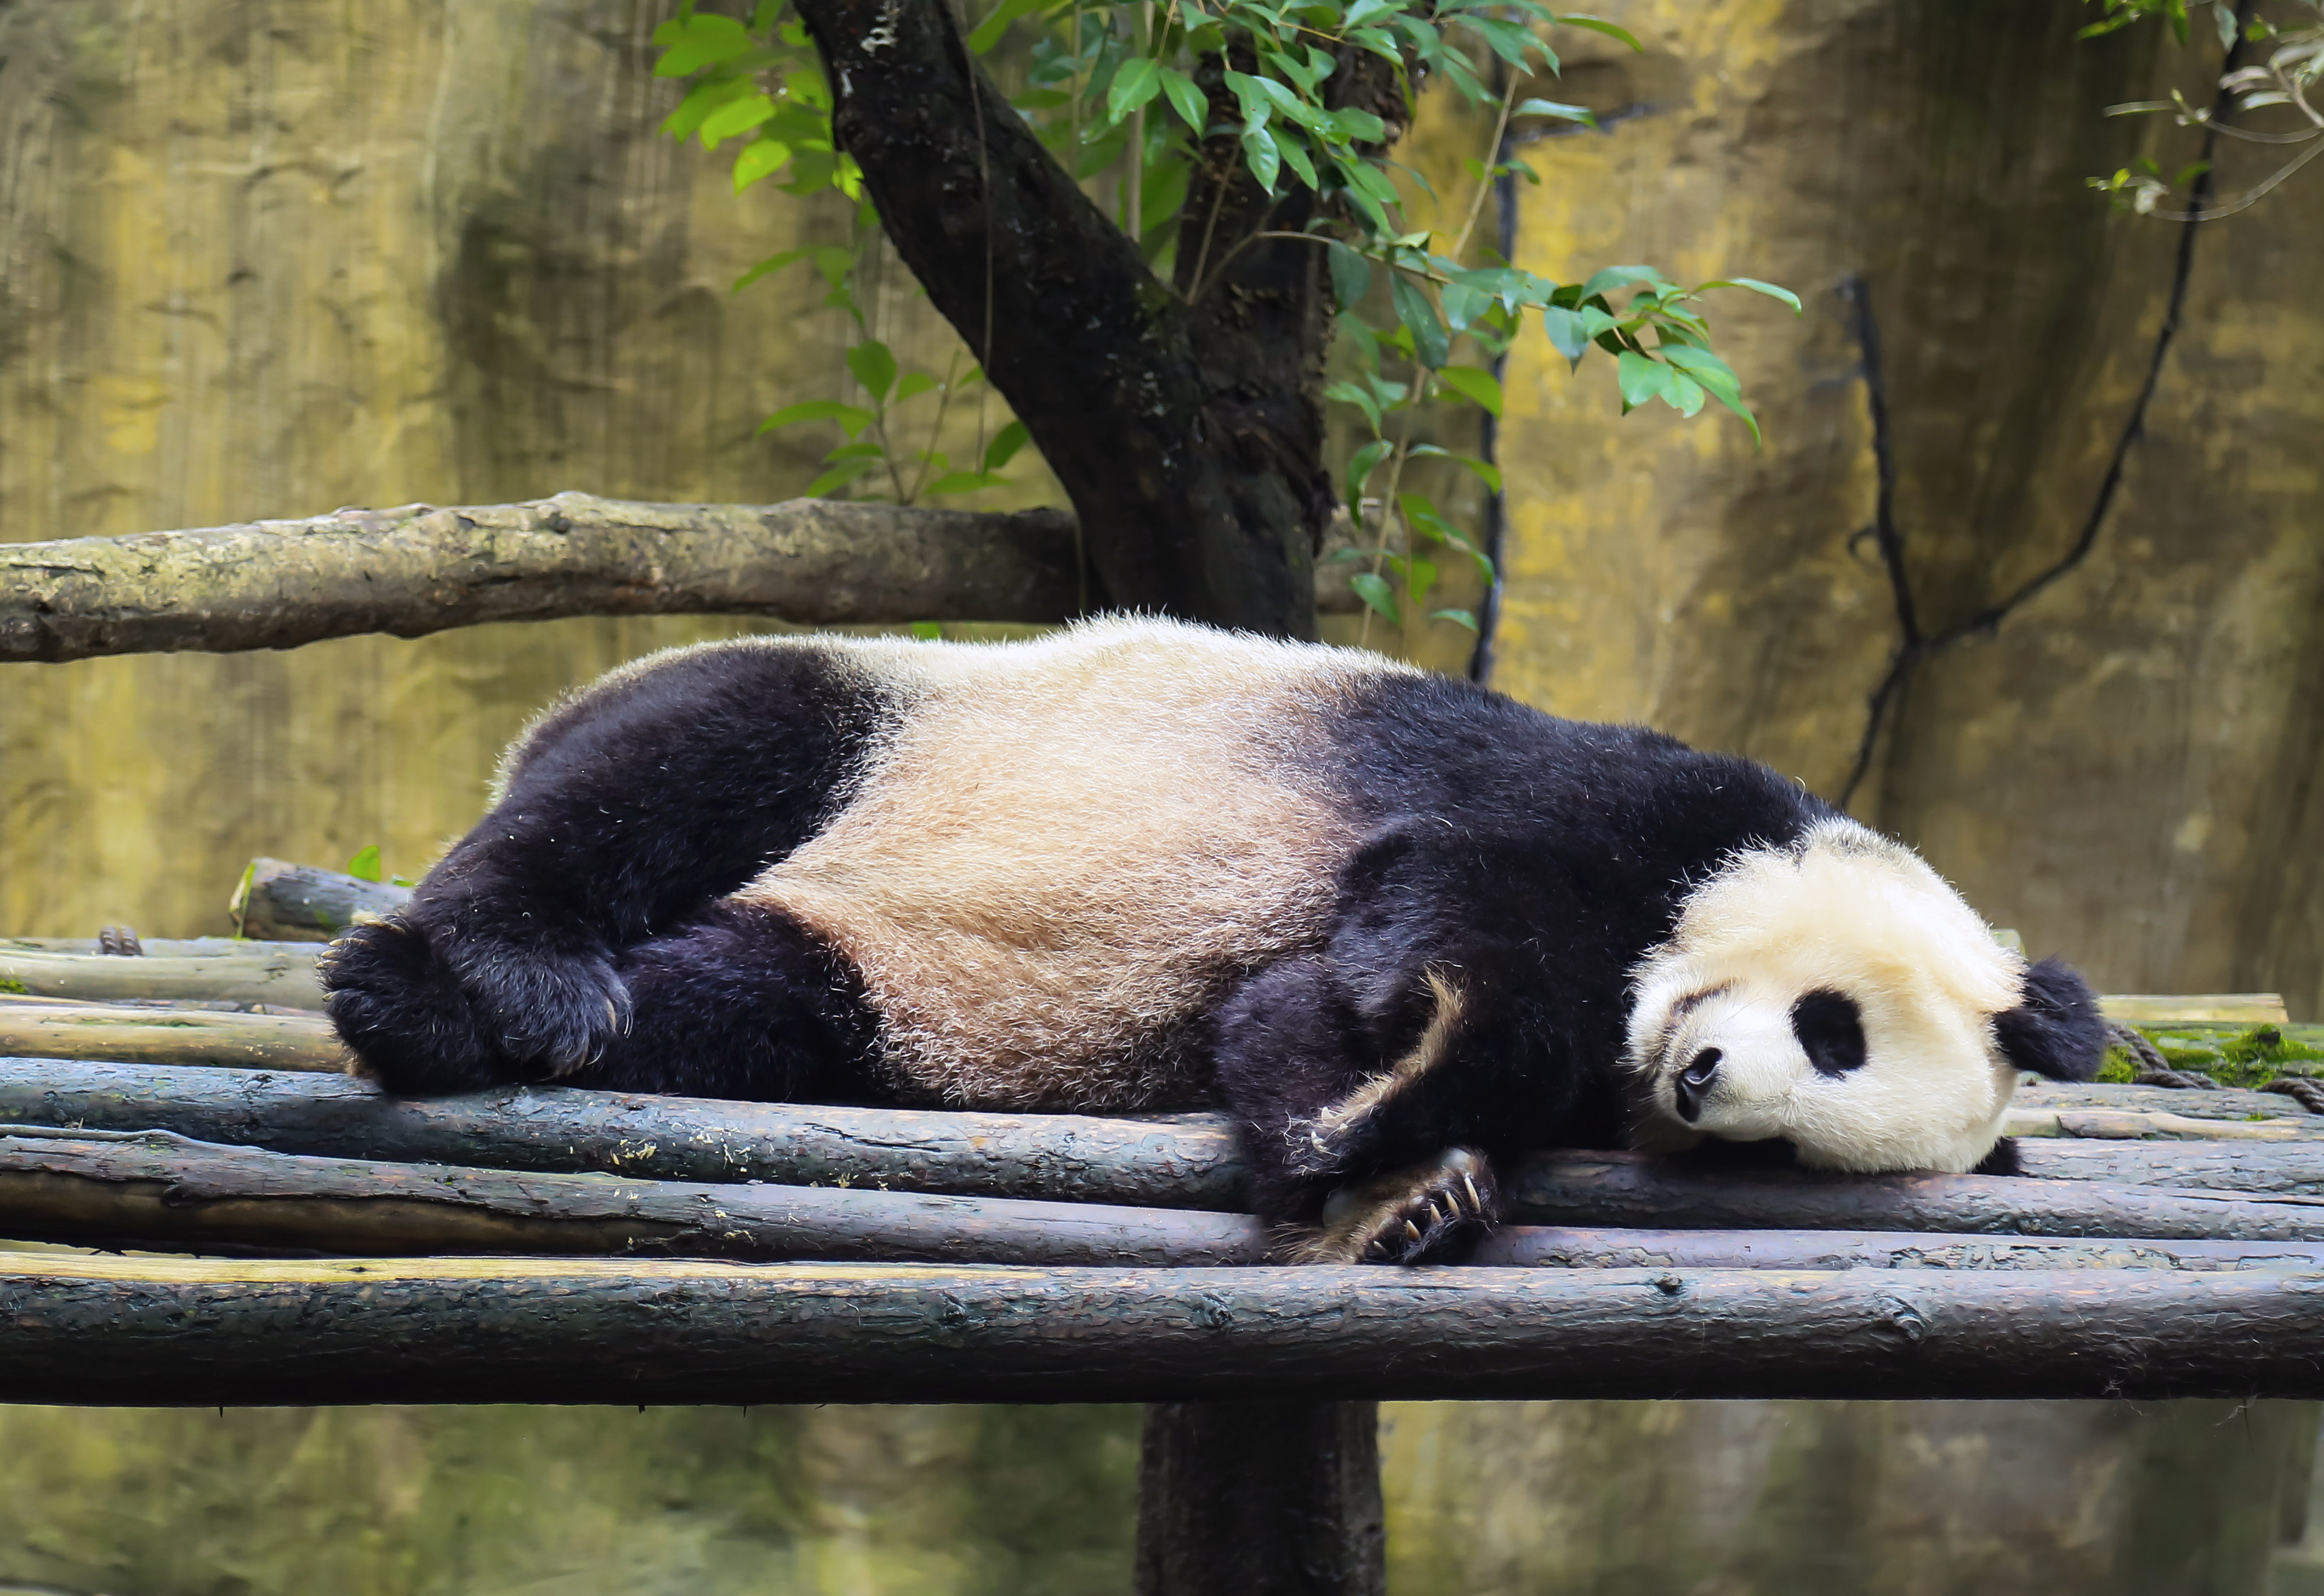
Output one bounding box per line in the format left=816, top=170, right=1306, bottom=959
left=1621, top=818, right=2107, bottom=1174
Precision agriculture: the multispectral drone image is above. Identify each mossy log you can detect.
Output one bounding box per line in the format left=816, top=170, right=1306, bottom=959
left=0, top=492, right=1080, bottom=662
left=0, top=1010, right=343, bottom=1072
left=8, top=1252, right=2324, bottom=1405
left=0, top=1128, right=1268, bottom=1267
left=228, top=859, right=411, bottom=942
left=0, top=1061, right=1247, bottom=1207
left=0, top=949, right=326, bottom=1008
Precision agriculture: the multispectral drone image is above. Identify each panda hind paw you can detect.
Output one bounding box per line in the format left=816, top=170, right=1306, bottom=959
left=1303, top=1147, right=1500, bottom=1266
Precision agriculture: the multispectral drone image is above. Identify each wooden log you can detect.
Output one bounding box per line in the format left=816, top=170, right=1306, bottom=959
left=1505, top=1151, right=2324, bottom=1240
left=0, top=1010, right=344, bottom=1072
left=0, top=937, right=293, bottom=959
left=2013, top=1079, right=2324, bottom=1125
left=0, top=1128, right=1268, bottom=1267
left=18, top=1061, right=2324, bottom=1221
left=2013, top=1138, right=2324, bottom=1196
left=1473, top=1226, right=2324, bottom=1272
left=229, top=859, right=411, bottom=942
left=2103, top=994, right=2290, bottom=1025
left=0, top=1060, right=1248, bottom=1207
left=0, top=492, right=1080, bottom=662
left=8, top=1253, right=2324, bottom=1405
left=0, top=949, right=327, bottom=1007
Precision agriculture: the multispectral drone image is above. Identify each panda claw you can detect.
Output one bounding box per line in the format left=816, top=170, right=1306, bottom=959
left=1404, top=1219, right=1424, bottom=1244
left=1462, top=1173, right=1482, bottom=1214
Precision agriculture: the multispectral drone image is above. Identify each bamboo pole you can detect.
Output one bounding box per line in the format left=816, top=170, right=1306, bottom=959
left=0, top=1009, right=344, bottom=1071
left=0, top=950, right=326, bottom=1008
left=7, top=1252, right=2323, bottom=1405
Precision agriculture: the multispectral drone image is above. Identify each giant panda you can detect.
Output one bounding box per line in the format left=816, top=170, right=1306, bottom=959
left=322, top=616, right=2108, bottom=1263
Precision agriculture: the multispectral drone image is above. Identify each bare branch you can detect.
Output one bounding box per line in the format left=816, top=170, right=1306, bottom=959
left=1, top=491, right=1080, bottom=663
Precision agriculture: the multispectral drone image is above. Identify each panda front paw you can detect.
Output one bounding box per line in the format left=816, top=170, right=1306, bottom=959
left=322, top=916, right=629, bottom=1095
left=1299, top=1147, right=1500, bottom=1265
left=322, top=916, right=501, bottom=1095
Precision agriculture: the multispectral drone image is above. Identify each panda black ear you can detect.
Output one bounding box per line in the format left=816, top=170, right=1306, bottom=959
left=1992, top=956, right=2108, bottom=1081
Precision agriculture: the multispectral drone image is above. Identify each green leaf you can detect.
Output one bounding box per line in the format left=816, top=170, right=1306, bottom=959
left=1669, top=372, right=1707, bottom=417
left=733, top=245, right=812, bottom=292
left=1159, top=66, right=1209, bottom=134
left=1429, top=607, right=1480, bottom=633
left=983, top=419, right=1032, bottom=471
left=1440, top=280, right=1488, bottom=330
left=847, top=340, right=899, bottom=402
left=1541, top=305, right=1590, bottom=366
left=1405, top=557, right=1438, bottom=609
left=1697, top=277, right=1803, bottom=313
left=698, top=94, right=774, bottom=148
left=1242, top=127, right=1282, bottom=192
left=1697, top=381, right=1764, bottom=446
left=1344, top=436, right=1393, bottom=506
left=654, top=14, right=754, bottom=76
left=806, top=457, right=883, bottom=496
left=1656, top=343, right=1740, bottom=392
left=968, top=0, right=1047, bottom=54
left=1513, top=98, right=1594, bottom=125
left=1328, top=242, right=1372, bottom=309
left=756, top=399, right=877, bottom=438
left=1555, top=14, right=1643, bottom=51
left=910, top=621, right=944, bottom=641
left=1434, top=365, right=1504, bottom=417
left=1349, top=571, right=1402, bottom=625
left=731, top=137, right=792, bottom=193
left=1408, top=443, right=1501, bottom=493
left=1107, top=56, right=1162, bottom=124
left=1616, top=350, right=1674, bottom=408
left=1324, top=379, right=1383, bottom=432
left=1390, top=274, right=1449, bottom=368
left=895, top=372, right=942, bottom=401
left=1580, top=264, right=1672, bottom=300
left=1276, top=134, right=1319, bottom=191
left=346, top=845, right=382, bottom=884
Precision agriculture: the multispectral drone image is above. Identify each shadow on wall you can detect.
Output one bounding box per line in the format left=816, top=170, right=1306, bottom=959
left=0, top=1397, right=2308, bottom=1596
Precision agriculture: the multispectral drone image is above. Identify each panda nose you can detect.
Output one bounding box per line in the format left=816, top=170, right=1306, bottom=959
left=1674, top=1048, right=1722, bottom=1122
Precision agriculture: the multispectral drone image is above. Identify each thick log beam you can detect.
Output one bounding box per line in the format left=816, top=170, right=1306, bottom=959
left=0, top=492, right=1079, bottom=662
left=0, top=1129, right=1267, bottom=1268
left=229, top=859, right=411, bottom=942
left=8, top=1253, right=2324, bottom=1405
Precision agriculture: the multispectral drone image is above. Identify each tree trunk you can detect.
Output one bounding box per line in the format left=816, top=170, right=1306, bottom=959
left=1137, top=1402, right=1385, bottom=1596
left=788, top=0, right=1339, bottom=639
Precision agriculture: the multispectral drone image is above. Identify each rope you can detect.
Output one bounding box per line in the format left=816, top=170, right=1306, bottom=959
left=2107, top=1020, right=2217, bottom=1090
left=2263, top=1077, right=2324, bottom=1115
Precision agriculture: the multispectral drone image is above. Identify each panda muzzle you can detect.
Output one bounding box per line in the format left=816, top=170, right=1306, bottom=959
left=1674, top=1047, right=1722, bottom=1122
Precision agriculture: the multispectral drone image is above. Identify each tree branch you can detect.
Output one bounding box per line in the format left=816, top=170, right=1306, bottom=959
left=0, top=492, right=1081, bottom=663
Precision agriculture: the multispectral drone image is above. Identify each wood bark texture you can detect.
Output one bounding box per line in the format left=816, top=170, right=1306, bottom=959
left=9, top=1252, right=2324, bottom=1405
left=12, top=1060, right=2324, bottom=1216
left=788, top=0, right=1340, bottom=637
left=0, top=492, right=1079, bottom=662
left=0, top=1008, right=343, bottom=1072
left=0, top=1061, right=1248, bottom=1207
left=1508, top=1152, right=2324, bottom=1241
left=1137, top=1401, right=1385, bottom=1596
left=0, top=949, right=326, bottom=1007
left=1473, top=1226, right=2324, bottom=1273
left=0, top=1129, right=1269, bottom=1267
left=229, top=859, right=412, bottom=941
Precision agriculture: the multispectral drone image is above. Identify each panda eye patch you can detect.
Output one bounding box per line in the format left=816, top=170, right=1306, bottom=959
left=1791, top=989, right=1866, bottom=1077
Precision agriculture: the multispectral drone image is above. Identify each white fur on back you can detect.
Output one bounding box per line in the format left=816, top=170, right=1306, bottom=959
left=736, top=618, right=1409, bottom=1110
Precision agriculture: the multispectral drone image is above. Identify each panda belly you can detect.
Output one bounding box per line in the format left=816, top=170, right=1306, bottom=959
left=734, top=622, right=1382, bottom=1110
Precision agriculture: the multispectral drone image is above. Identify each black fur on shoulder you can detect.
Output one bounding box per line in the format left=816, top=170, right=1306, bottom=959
left=1992, top=956, right=2108, bottom=1082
